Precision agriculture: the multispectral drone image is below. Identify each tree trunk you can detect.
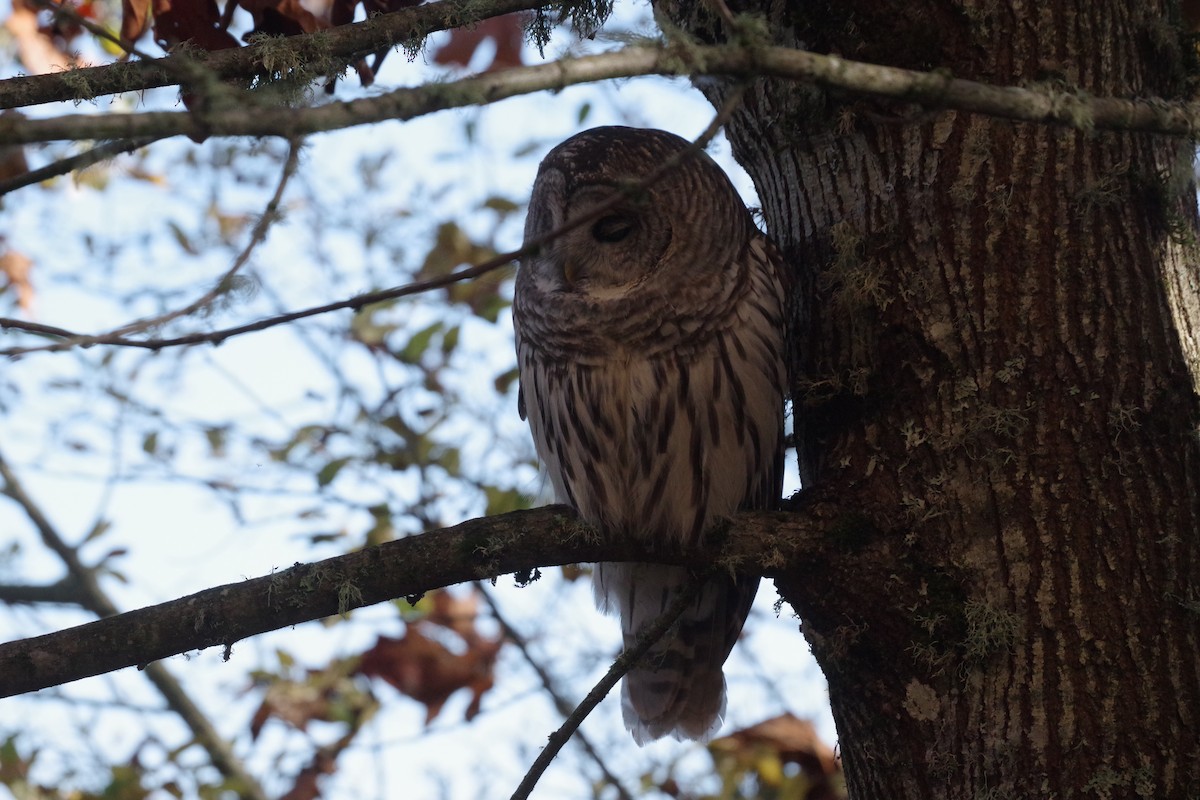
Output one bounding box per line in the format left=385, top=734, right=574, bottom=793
left=663, top=1, right=1200, bottom=796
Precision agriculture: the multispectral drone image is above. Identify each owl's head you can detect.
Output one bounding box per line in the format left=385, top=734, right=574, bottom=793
left=521, top=126, right=754, bottom=298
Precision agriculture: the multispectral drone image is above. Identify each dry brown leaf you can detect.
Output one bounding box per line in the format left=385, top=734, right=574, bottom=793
left=426, top=588, right=482, bottom=643
left=239, top=0, right=326, bottom=37
left=248, top=662, right=376, bottom=740
left=152, top=0, right=238, bottom=50
left=0, top=112, right=29, bottom=186
left=713, top=713, right=840, bottom=778
left=357, top=625, right=502, bottom=724
left=4, top=2, right=81, bottom=74
left=709, top=714, right=846, bottom=799
left=121, top=0, right=152, bottom=43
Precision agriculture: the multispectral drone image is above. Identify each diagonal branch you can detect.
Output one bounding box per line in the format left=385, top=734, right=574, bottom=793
left=477, top=583, right=636, bottom=800
left=0, top=135, right=164, bottom=196
left=105, top=139, right=302, bottom=339
left=0, top=502, right=838, bottom=698
left=510, top=575, right=706, bottom=800
left=0, top=578, right=91, bottom=605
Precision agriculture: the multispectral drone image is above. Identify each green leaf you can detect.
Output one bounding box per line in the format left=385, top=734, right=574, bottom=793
left=482, top=196, right=521, bottom=215
left=484, top=486, right=531, bottom=515
left=399, top=322, right=443, bottom=364
left=316, top=457, right=352, bottom=487
left=441, top=324, right=460, bottom=355
left=204, top=426, right=228, bottom=457
left=83, top=518, right=113, bottom=544
left=350, top=301, right=400, bottom=348
left=494, top=366, right=520, bottom=395
left=166, top=220, right=199, bottom=255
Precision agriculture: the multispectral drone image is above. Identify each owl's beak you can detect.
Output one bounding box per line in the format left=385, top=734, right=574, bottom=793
left=561, top=261, right=583, bottom=286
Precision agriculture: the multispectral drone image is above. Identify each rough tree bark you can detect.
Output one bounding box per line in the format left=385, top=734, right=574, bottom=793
left=663, top=1, right=1200, bottom=797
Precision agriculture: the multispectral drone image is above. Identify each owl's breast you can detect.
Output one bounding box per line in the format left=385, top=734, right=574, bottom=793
left=519, top=331, right=780, bottom=546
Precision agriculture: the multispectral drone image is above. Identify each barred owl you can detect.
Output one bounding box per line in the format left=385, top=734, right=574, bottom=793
left=513, top=126, right=787, bottom=744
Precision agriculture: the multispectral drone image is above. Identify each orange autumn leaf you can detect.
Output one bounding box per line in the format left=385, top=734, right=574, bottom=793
left=4, top=1, right=82, bottom=74
left=427, top=587, right=483, bottom=642
left=432, top=13, right=525, bottom=72
left=120, top=0, right=151, bottom=44
left=710, top=713, right=845, bottom=799
left=0, top=248, right=35, bottom=314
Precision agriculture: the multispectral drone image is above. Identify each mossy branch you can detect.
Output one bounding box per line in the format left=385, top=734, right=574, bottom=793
left=4, top=42, right=1200, bottom=146
left=0, top=0, right=552, bottom=111
left=0, top=502, right=838, bottom=698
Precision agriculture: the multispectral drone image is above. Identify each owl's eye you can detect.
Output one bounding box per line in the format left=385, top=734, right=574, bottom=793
left=591, top=214, right=635, bottom=243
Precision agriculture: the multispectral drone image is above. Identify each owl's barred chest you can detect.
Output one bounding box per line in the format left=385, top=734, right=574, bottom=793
left=521, top=328, right=774, bottom=544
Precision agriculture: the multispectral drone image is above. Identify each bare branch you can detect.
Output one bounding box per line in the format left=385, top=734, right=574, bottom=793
left=510, top=576, right=706, bottom=800
left=0, top=579, right=91, bottom=605
left=30, top=0, right=157, bottom=61
left=0, top=502, right=836, bottom=698
left=3, top=42, right=1200, bottom=146
left=0, top=255, right=518, bottom=354
left=477, top=584, right=637, bottom=800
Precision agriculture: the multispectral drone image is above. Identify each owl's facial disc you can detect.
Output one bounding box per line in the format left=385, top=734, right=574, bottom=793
left=545, top=187, right=668, bottom=294
left=557, top=210, right=640, bottom=288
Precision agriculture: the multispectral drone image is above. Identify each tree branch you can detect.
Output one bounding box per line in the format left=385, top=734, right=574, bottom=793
left=4, top=42, right=1200, bottom=146
left=0, top=579, right=91, bottom=605
left=0, top=135, right=163, bottom=196
left=0, top=0, right=551, bottom=110
left=0, top=502, right=837, bottom=698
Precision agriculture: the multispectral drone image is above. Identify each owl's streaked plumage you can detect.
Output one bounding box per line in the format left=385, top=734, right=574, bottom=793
left=512, top=126, right=787, bottom=744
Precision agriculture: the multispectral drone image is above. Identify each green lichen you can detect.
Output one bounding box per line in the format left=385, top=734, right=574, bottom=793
left=526, top=0, right=614, bottom=56
left=962, top=599, right=1020, bottom=661
left=1084, top=765, right=1156, bottom=799
left=337, top=579, right=364, bottom=617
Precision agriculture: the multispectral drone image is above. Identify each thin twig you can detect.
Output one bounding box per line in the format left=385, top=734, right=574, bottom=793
left=476, top=583, right=637, bottom=800
left=0, top=98, right=742, bottom=357
left=109, top=139, right=303, bottom=339
left=509, top=576, right=708, bottom=800
left=0, top=136, right=163, bottom=196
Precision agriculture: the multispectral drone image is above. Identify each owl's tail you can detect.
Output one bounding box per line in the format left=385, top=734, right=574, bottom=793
left=594, top=563, right=758, bottom=745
